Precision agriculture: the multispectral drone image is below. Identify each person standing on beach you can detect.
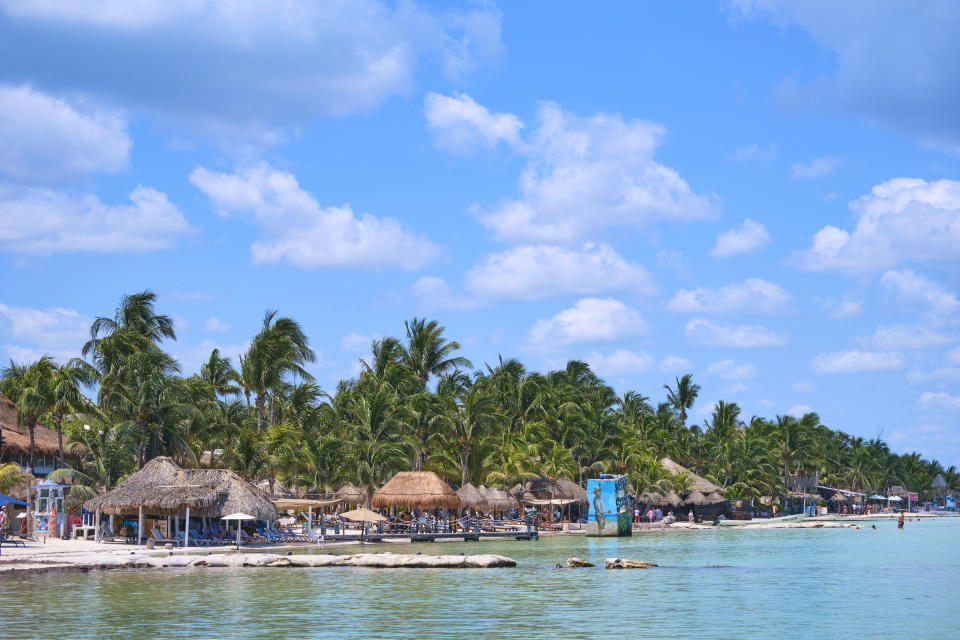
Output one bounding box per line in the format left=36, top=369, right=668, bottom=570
left=898, top=512, right=905, bottom=529
left=0, top=506, right=6, bottom=534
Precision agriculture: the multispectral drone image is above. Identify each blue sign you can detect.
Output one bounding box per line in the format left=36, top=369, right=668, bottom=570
left=586, top=475, right=631, bottom=537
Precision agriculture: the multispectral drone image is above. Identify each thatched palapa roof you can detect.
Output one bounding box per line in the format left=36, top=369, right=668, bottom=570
left=932, top=474, right=948, bottom=489
left=483, top=486, right=517, bottom=511
left=372, top=471, right=460, bottom=510
left=829, top=491, right=847, bottom=502
left=0, top=393, right=79, bottom=459
left=455, top=482, right=485, bottom=508
left=660, top=458, right=726, bottom=497
left=334, top=482, right=367, bottom=505
left=84, top=456, right=277, bottom=520
left=514, top=475, right=588, bottom=506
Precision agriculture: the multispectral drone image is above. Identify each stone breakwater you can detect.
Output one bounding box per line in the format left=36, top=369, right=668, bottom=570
left=1, top=552, right=517, bottom=573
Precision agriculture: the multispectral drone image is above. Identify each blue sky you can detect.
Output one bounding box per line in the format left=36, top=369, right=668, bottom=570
left=1, top=1, right=959, bottom=462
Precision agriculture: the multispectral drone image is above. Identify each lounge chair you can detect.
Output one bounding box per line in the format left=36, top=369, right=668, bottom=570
left=151, top=528, right=176, bottom=544
left=188, top=530, right=210, bottom=546
left=0, top=533, right=26, bottom=550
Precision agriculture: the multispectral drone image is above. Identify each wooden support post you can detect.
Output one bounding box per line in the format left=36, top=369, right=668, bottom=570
left=137, top=505, right=144, bottom=546
left=94, top=509, right=101, bottom=542
left=184, top=507, right=190, bottom=548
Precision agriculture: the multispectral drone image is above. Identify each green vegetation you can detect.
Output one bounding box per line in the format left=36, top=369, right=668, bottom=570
left=2, top=291, right=957, bottom=503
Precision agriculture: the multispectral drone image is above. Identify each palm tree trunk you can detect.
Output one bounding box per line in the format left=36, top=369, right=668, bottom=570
left=461, top=447, right=470, bottom=486
left=28, top=425, right=36, bottom=472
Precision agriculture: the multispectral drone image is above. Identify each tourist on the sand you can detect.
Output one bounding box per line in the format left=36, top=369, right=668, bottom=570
left=0, top=507, right=6, bottom=533
left=647, top=508, right=654, bottom=523
left=688, top=510, right=695, bottom=523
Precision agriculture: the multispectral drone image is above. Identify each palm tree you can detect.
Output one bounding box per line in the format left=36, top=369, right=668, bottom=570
left=1, top=360, right=43, bottom=471
left=241, top=310, right=316, bottom=431
left=403, top=318, right=472, bottom=387
left=434, top=384, right=499, bottom=486
left=0, top=462, right=25, bottom=494
left=664, top=373, right=700, bottom=429
left=200, top=349, right=241, bottom=398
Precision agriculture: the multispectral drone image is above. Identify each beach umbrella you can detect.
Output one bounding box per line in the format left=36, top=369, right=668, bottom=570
left=339, top=508, right=387, bottom=523
left=829, top=492, right=847, bottom=503
left=0, top=494, right=27, bottom=508
left=221, top=512, right=255, bottom=548
left=868, top=494, right=886, bottom=500
left=887, top=496, right=902, bottom=502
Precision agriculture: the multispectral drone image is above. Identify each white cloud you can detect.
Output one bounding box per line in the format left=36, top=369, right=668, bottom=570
left=0, top=2, right=502, bottom=140
left=811, top=350, right=903, bottom=373
left=918, top=392, right=960, bottom=411
left=707, top=359, right=757, bottom=380
left=409, top=277, right=476, bottom=310
left=0, top=185, right=191, bottom=254
left=950, top=346, right=960, bottom=365
left=794, top=178, right=960, bottom=272
left=858, top=324, right=954, bottom=350
left=793, top=381, right=814, bottom=392
left=0, top=302, right=90, bottom=362
left=786, top=404, right=814, bottom=418
left=204, top=317, right=231, bottom=332
left=659, top=355, right=693, bottom=372
left=726, top=2, right=960, bottom=151
left=464, top=244, right=656, bottom=301
left=0, top=85, right=130, bottom=183
left=529, top=298, right=646, bottom=346
left=668, top=278, right=790, bottom=314
left=727, top=143, right=777, bottom=162
left=455, top=99, right=716, bottom=243
left=340, top=332, right=377, bottom=352
left=685, top=318, right=788, bottom=347
left=424, top=92, right=523, bottom=152
left=587, top=349, right=653, bottom=376
left=710, top=219, right=770, bottom=257
left=906, top=367, right=960, bottom=385
left=791, top=156, right=842, bottom=179
left=823, top=299, right=863, bottom=319
left=880, top=269, right=960, bottom=317
left=190, top=164, right=440, bottom=270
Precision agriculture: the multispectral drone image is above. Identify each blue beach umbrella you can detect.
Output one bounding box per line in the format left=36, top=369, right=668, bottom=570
left=0, top=495, right=27, bottom=508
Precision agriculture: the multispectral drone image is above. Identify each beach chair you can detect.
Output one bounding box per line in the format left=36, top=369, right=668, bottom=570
left=151, top=528, right=176, bottom=544
left=188, top=530, right=210, bottom=546
left=255, top=525, right=277, bottom=543
left=0, top=533, right=26, bottom=549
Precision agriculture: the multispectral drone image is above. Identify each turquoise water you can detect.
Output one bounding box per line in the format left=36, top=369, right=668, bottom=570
left=2, top=517, right=958, bottom=639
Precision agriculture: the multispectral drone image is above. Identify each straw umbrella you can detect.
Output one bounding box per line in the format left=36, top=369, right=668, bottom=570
left=334, top=482, right=366, bottom=509
left=455, top=482, right=485, bottom=514
left=684, top=490, right=711, bottom=506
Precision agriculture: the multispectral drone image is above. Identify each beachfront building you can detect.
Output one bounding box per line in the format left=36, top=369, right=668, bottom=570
left=0, top=393, right=80, bottom=476
left=84, top=456, right=277, bottom=546
left=657, top=458, right=727, bottom=520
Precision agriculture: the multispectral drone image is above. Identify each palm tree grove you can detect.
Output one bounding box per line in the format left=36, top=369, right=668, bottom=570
left=2, top=291, right=956, bottom=505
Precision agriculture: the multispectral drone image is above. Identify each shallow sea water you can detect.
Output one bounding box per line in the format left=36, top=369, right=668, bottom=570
left=2, top=517, right=957, bottom=639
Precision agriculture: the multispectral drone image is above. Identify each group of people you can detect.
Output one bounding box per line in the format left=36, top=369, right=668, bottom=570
left=633, top=507, right=693, bottom=524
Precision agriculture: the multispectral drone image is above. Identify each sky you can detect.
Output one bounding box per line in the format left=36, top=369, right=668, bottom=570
left=1, top=1, right=959, bottom=463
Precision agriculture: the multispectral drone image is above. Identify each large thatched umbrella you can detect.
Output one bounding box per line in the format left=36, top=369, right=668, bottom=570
left=483, top=487, right=517, bottom=512
left=830, top=491, right=847, bottom=503
left=456, top=482, right=485, bottom=511
left=334, top=482, right=366, bottom=508
left=372, top=471, right=460, bottom=511
left=660, top=458, right=726, bottom=497
left=684, top=490, right=712, bottom=506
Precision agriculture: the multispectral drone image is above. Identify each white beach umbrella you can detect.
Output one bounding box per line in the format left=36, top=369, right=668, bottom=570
left=221, top=512, right=255, bottom=548
left=887, top=496, right=902, bottom=502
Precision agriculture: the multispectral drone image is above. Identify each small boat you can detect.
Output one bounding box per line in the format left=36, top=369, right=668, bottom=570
left=716, top=514, right=805, bottom=527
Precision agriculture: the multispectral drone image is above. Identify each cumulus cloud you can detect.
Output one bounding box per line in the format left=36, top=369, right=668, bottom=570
left=190, top=164, right=440, bottom=270
left=204, top=317, right=231, bottom=332
left=811, top=350, right=903, bottom=373
left=587, top=349, right=653, bottom=376
left=858, top=324, right=954, bottom=351
left=728, top=1, right=960, bottom=151
left=0, top=1, right=502, bottom=139
left=425, top=96, right=716, bottom=243
left=791, top=156, right=842, bottom=179
left=0, top=85, right=130, bottom=183
left=786, top=404, right=814, bottom=418
left=0, top=302, right=90, bottom=362
left=880, top=269, right=960, bottom=317
left=529, top=298, right=646, bottom=346
left=793, top=178, right=960, bottom=272
left=668, top=278, right=790, bottom=314
left=409, top=277, right=476, bottom=310
left=424, top=92, right=523, bottom=152
left=685, top=318, right=788, bottom=348
left=707, top=359, right=757, bottom=380
left=660, top=355, right=693, bottom=372
left=710, top=219, right=770, bottom=257
left=918, top=392, right=960, bottom=411
left=0, top=185, right=191, bottom=254
left=464, top=244, right=656, bottom=301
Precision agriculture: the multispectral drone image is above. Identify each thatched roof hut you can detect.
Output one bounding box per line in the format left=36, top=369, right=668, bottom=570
left=456, top=482, right=485, bottom=509
left=514, top=474, right=588, bottom=506
left=0, top=393, right=81, bottom=464
left=932, top=474, right=948, bottom=489
left=829, top=491, right=847, bottom=503
left=84, top=456, right=277, bottom=520
left=334, top=482, right=366, bottom=505
left=683, top=490, right=715, bottom=506
left=660, top=458, right=726, bottom=497
left=483, top=487, right=517, bottom=511
left=372, top=471, right=460, bottom=510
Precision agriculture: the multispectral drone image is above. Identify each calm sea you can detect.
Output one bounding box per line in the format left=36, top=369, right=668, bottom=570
left=2, top=516, right=957, bottom=639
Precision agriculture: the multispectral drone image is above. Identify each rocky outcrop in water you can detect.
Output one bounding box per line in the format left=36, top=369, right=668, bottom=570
left=605, top=557, right=658, bottom=569
left=563, top=557, right=595, bottom=568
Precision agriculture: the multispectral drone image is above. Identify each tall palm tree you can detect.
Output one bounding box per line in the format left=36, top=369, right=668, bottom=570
left=200, top=349, right=241, bottom=398
left=241, top=310, right=316, bottom=431
left=664, top=373, right=700, bottom=429
left=403, top=318, right=472, bottom=387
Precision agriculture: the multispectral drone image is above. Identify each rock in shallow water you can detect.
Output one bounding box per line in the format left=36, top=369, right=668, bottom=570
left=564, top=557, right=595, bottom=568
left=605, top=557, right=658, bottom=569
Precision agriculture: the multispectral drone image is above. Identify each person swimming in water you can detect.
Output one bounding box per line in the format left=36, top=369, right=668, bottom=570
left=897, top=512, right=905, bottom=529
left=592, top=487, right=605, bottom=534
